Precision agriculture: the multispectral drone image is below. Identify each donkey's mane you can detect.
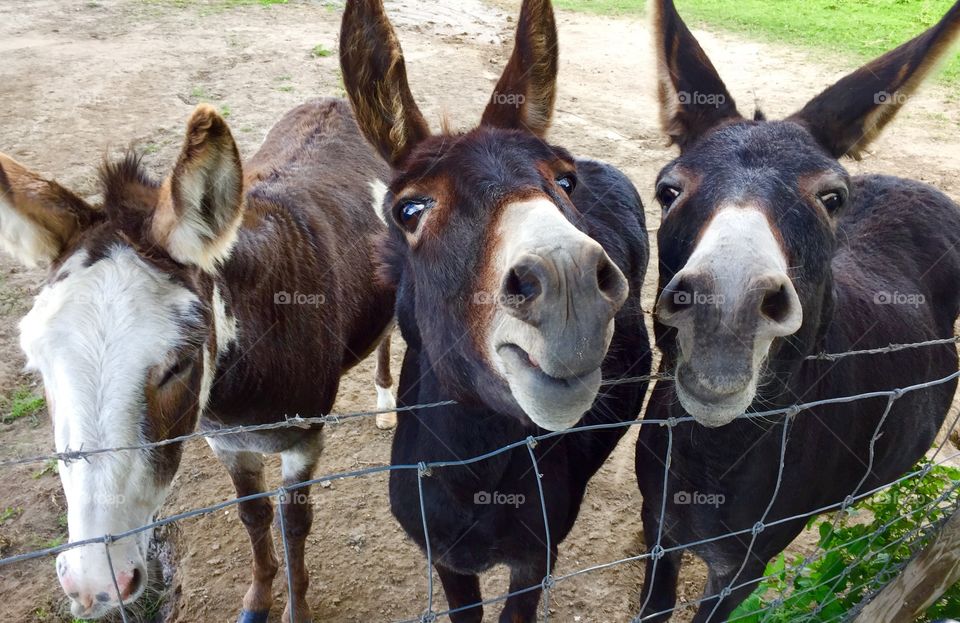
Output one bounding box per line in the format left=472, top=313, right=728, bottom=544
left=98, top=152, right=158, bottom=202
left=95, top=152, right=161, bottom=225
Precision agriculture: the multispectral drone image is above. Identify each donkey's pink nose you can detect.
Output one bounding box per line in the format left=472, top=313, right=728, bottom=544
left=115, top=568, right=141, bottom=600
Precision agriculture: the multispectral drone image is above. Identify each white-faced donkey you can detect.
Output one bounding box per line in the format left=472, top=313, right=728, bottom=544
left=0, top=98, right=397, bottom=622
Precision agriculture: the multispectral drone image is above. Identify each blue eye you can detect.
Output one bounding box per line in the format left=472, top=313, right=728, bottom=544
left=556, top=173, right=577, bottom=195
left=396, top=199, right=430, bottom=232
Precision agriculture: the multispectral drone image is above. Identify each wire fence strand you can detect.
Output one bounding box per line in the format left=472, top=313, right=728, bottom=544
left=1, top=335, right=958, bottom=623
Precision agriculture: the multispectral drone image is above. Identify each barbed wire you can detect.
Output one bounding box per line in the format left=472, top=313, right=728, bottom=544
left=805, top=335, right=960, bottom=361
left=1, top=335, right=958, bottom=622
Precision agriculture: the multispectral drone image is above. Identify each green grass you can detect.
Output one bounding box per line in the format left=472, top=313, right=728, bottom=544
left=0, top=506, right=22, bottom=524
left=32, top=459, right=58, bottom=479
left=555, top=0, right=960, bottom=84
left=554, top=0, right=646, bottom=14
left=311, top=43, right=333, bottom=58
left=3, top=387, right=45, bottom=424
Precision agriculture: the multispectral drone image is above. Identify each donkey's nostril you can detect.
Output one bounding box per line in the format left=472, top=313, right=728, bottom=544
left=116, top=566, right=144, bottom=601
left=760, top=283, right=792, bottom=323
left=658, top=276, right=695, bottom=318
left=504, top=260, right=544, bottom=306
left=596, top=253, right=626, bottom=305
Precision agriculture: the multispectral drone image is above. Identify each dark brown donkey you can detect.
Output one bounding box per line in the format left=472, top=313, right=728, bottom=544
left=341, top=0, right=651, bottom=621
left=637, top=1, right=960, bottom=621
left=2, top=99, right=395, bottom=622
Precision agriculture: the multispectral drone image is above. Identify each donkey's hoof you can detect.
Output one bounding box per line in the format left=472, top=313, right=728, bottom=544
left=376, top=411, right=397, bottom=429
left=237, top=609, right=270, bottom=623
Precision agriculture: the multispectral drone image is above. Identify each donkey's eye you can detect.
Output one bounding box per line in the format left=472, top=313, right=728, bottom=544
left=159, top=357, right=194, bottom=387
left=817, top=190, right=847, bottom=212
left=556, top=173, right=577, bottom=195
left=656, top=184, right=682, bottom=210
left=395, top=199, right=431, bottom=233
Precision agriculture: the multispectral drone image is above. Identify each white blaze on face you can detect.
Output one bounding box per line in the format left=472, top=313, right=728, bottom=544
left=671, top=205, right=803, bottom=425
left=684, top=206, right=788, bottom=297
left=19, top=246, right=202, bottom=612
left=369, top=179, right=389, bottom=225
left=487, top=198, right=612, bottom=431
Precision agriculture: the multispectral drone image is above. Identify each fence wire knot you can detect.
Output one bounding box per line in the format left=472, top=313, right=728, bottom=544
left=419, top=610, right=437, bottom=623
left=650, top=544, right=666, bottom=561
left=665, top=416, right=681, bottom=428
left=785, top=405, right=802, bottom=418
left=526, top=435, right=539, bottom=449
left=417, top=462, right=431, bottom=478
left=61, top=444, right=88, bottom=465
left=841, top=494, right=856, bottom=509
left=284, top=415, right=311, bottom=429
left=541, top=574, right=556, bottom=591
left=751, top=521, right=766, bottom=536
left=719, top=587, right=732, bottom=599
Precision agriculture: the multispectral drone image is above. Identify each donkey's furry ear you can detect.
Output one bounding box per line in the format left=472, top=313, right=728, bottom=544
left=340, top=0, right=431, bottom=167
left=789, top=3, right=960, bottom=159
left=0, top=154, right=96, bottom=268
left=480, top=0, right=559, bottom=137
left=154, top=105, right=243, bottom=273
left=652, top=0, right=742, bottom=149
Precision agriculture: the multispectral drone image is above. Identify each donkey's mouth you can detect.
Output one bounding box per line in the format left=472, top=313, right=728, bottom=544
left=495, top=343, right=602, bottom=431
left=497, top=344, right=599, bottom=387
left=674, top=367, right=756, bottom=428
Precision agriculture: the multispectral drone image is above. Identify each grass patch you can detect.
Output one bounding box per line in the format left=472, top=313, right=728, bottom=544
left=554, top=0, right=646, bottom=15
left=555, top=0, right=960, bottom=84
left=311, top=43, right=333, bottom=58
left=32, top=459, right=58, bottom=479
left=190, top=85, right=209, bottom=101
left=31, top=535, right=65, bottom=550
left=0, top=506, right=22, bottom=524
left=3, top=387, right=46, bottom=424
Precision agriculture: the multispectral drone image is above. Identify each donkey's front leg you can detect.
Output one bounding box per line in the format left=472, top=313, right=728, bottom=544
left=278, top=432, right=324, bottom=623
left=210, top=445, right=279, bottom=623
left=374, top=329, right=397, bottom=430
left=499, top=550, right=556, bottom=623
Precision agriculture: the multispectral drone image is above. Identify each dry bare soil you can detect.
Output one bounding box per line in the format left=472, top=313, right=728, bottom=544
left=1, top=1, right=958, bottom=622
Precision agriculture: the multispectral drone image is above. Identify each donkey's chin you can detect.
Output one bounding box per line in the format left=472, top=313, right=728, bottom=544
left=675, top=374, right=756, bottom=428
left=495, top=344, right=601, bottom=431
left=70, top=600, right=117, bottom=620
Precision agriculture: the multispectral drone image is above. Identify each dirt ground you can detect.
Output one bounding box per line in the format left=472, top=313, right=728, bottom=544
left=1, top=1, right=958, bottom=622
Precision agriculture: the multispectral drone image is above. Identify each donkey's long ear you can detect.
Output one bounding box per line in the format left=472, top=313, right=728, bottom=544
left=480, top=0, right=559, bottom=137
left=0, top=154, right=96, bottom=268
left=653, top=0, right=742, bottom=149
left=789, top=3, right=960, bottom=159
left=153, top=105, right=243, bottom=273
left=340, top=0, right=431, bottom=167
